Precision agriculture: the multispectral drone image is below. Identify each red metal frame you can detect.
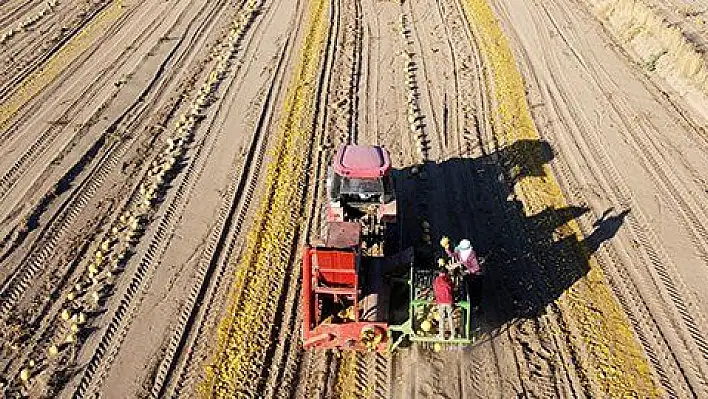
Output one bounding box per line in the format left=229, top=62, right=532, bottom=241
left=302, top=246, right=389, bottom=351
left=304, top=322, right=388, bottom=351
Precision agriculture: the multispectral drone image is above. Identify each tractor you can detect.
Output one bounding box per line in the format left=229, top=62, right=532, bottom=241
left=322, top=144, right=397, bottom=256
left=301, top=144, right=474, bottom=352
left=324, top=144, right=396, bottom=225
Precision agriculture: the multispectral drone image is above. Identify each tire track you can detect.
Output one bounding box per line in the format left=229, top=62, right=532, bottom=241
left=399, top=11, right=430, bottom=163
left=257, top=0, right=336, bottom=394
left=545, top=75, right=707, bottom=395
left=403, top=1, right=447, bottom=160
left=0, top=1, right=170, bottom=205
left=150, top=14, right=282, bottom=399
left=392, top=2, right=506, bottom=396
left=0, top=0, right=239, bottom=393
left=355, top=3, right=432, bottom=396
left=0, top=0, right=61, bottom=50
left=542, top=0, right=708, bottom=387
left=295, top=350, right=335, bottom=399
left=204, top=0, right=330, bottom=393
left=0, top=1, right=143, bottom=146
left=267, top=0, right=353, bottom=393
left=157, top=3, right=303, bottom=396
left=0, top=0, right=114, bottom=103
left=0, top=0, right=217, bottom=324
left=405, top=0, right=615, bottom=396
left=67, top=2, right=267, bottom=397
left=0, top=8, right=220, bottom=322
left=324, top=0, right=360, bottom=146
left=543, top=83, right=701, bottom=396
left=0, top=0, right=46, bottom=30
left=344, top=0, right=363, bottom=144
left=314, top=0, right=395, bottom=397
left=0, top=0, right=80, bottom=80
left=274, top=0, right=363, bottom=394
left=352, top=2, right=420, bottom=397
left=496, top=0, right=707, bottom=393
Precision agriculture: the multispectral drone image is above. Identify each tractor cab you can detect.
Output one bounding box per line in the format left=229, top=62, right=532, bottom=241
left=326, top=145, right=396, bottom=223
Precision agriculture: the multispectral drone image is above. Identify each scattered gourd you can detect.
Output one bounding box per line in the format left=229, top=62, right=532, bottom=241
left=27, top=1, right=267, bottom=386
left=100, top=239, right=112, bottom=252
left=19, top=368, right=30, bottom=382
left=421, top=319, right=432, bottom=332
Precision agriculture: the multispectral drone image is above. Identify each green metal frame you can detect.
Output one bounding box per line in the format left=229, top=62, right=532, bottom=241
left=388, top=266, right=474, bottom=351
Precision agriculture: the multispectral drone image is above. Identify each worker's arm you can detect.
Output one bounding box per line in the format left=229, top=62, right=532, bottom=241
left=466, top=251, right=481, bottom=275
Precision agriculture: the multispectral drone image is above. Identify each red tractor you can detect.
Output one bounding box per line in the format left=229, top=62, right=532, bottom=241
left=302, top=145, right=409, bottom=351
left=324, top=144, right=396, bottom=225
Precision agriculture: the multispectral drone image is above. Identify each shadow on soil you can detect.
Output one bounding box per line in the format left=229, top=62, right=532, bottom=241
left=392, top=139, right=629, bottom=330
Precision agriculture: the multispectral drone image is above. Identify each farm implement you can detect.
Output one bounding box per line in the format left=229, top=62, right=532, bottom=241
left=301, top=145, right=474, bottom=352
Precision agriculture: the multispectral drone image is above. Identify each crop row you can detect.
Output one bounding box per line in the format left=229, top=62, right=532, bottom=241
left=5, top=1, right=263, bottom=396
left=399, top=14, right=429, bottom=162
left=0, top=0, right=124, bottom=131
left=459, top=0, right=658, bottom=396
left=0, top=0, right=59, bottom=45
left=591, top=0, right=708, bottom=97
left=202, top=0, right=331, bottom=397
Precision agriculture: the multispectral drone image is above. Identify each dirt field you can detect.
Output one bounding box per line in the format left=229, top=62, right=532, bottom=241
left=1, top=0, right=707, bottom=397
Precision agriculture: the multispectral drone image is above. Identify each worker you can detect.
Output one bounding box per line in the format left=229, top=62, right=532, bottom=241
left=441, top=237, right=483, bottom=310
left=433, top=269, right=455, bottom=340
left=441, top=238, right=480, bottom=275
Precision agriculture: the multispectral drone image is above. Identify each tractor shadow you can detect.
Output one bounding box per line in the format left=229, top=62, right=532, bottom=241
left=392, top=139, right=629, bottom=331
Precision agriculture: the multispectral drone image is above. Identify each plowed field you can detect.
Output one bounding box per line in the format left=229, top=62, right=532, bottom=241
left=1, top=0, right=707, bottom=397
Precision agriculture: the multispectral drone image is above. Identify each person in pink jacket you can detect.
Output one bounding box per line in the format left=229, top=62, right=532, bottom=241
left=443, top=239, right=480, bottom=275
left=442, top=237, right=483, bottom=310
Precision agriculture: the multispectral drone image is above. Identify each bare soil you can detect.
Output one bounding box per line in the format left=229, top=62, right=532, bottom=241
left=0, top=0, right=707, bottom=397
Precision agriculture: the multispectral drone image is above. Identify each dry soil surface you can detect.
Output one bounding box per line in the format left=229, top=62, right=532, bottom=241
left=0, top=0, right=707, bottom=398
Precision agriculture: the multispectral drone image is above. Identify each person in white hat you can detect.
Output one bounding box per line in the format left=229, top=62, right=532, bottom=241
left=442, top=238, right=480, bottom=275
left=441, top=237, right=483, bottom=311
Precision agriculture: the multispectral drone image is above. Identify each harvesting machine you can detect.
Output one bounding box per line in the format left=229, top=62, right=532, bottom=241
left=301, top=145, right=475, bottom=352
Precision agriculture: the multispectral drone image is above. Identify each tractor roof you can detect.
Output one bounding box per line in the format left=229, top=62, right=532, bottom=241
left=333, top=145, right=391, bottom=178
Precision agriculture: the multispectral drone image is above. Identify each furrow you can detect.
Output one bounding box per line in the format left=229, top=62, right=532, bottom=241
left=168, top=10, right=299, bottom=395
left=70, top=2, right=262, bottom=396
